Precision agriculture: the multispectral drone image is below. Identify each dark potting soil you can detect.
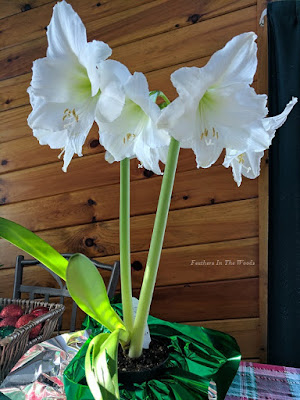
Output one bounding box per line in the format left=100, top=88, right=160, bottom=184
left=79, top=337, right=170, bottom=386
left=118, top=337, right=170, bottom=373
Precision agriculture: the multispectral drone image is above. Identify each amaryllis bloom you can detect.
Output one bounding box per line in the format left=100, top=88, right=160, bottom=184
left=223, top=97, right=298, bottom=186
left=97, top=72, right=170, bottom=175
left=158, top=32, right=296, bottom=170
left=27, top=1, right=128, bottom=171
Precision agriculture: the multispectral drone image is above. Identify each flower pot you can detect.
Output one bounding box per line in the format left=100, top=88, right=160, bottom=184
left=63, top=304, right=241, bottom=400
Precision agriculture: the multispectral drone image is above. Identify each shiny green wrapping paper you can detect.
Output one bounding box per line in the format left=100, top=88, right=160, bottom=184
left=63, top=304, right=241, bottom=399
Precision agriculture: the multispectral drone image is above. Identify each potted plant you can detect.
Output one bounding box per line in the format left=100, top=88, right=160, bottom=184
left=0, top=1, right=297, bottom=399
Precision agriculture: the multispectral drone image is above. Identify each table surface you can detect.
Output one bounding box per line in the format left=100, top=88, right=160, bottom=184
left=225, top=361, right=300, bottom=400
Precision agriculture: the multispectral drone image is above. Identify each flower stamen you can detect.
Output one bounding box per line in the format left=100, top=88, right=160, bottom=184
left=200, top=127, right=219, bottom=141
left=237, top=154, right=245, bottom=164
left=123, top=133, right=136, bottom=144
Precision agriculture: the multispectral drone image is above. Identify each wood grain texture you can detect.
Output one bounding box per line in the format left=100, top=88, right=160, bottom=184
left=0, top=1, right=55, bottom=19
left=0, top=238, right=258, bottom=296
left=0, top=6, right=256, bottom=81
left=0, top=123, right=102, bottom=174
left=0, top=105, right=32, bottom=143
left=0, top=0, right=255, bottom=52
left=1, top=0, right=256, bottom=56
left=0, top=198, right=258, bottom=269
left=0, top=148, right=225, bottom=205
left=0, top=166, right=258, bottom=230
left=187, top=317, right=260, bottom=359
left=23, top=278, right=258, bottom=330
left=0, top=0, right=156, bottom=42
left=137, top=278, right=259, bottom=322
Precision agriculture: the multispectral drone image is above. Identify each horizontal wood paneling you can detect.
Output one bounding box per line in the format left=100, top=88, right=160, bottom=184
left=0, top=124, right=102, bottom=174
left=0, top=198, right=258, bottom=269
left=0, top=1, right=53, bottom=20
left=30, top=277, right=258, bottom=330
left=0, top=148, right=225, bottom=205
left=0, top=238, right=258, bottom=297
left=0, top=166, right=257, bottom=230
left=0, top=105, right=32, bottom=143
left=0, top=0, right=161, bottom=47
left=0, top=0, right=255, bottom=51
left=0, top=6, right=256, bottom=82
left=187, top=318, right=260, bottom=359
left=139, top=278, right=259, bottom=322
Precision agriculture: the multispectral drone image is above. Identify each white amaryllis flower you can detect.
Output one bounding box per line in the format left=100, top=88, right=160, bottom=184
left=27, top=1, right=129, bottom=171
left=158, top=32, right=280, bottom=169
left=223, top=97, right=298, bottom=186
left=97, top=72, right=170, bottom=175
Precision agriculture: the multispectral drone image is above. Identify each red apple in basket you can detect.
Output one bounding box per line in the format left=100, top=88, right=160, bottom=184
left=16, top=314, right=42, bottom=339
left=0, top=316, right=18, bottom=327
left=0, top=304, right=23, bottom=319
left=30, top=306, right=49, bottom=317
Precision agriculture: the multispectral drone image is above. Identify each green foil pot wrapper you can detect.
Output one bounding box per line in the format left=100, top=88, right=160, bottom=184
left=63, top=304, right=241, bottom=400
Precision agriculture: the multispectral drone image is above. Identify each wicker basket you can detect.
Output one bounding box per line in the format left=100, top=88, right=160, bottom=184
left=0, top=298, right=65, bottom=383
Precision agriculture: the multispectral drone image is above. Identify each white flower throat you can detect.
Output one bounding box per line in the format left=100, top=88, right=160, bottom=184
left=198, top=90, right=219, bottom=146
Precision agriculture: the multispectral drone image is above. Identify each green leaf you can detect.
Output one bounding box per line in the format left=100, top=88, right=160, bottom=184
left=66, top=254, right=128, bottom=336
left=0, top=217, right=68, bottom=279
left=85, top=330, right=121, bottom=400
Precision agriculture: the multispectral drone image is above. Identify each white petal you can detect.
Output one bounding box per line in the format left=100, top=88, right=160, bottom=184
left=124, top=73, right=159, bottom=121
left=96, top=60, right=131, bottom=122
left=79, top=40, right=112, bottom=97
left=46, top=1, right=87, bottom=59
left=29, top=57, right=91, bottom=103
left=98, top=100, right=144, bottom=161
left=28, top=97, right=97, bottom=171
left=157, top=97, right=193, bottom=143
left=97, top=81, right=126, bottom=122
left=98, top=60, right=131, bottom=88
left=171, top=67, right=211, bottom=101
left=263, top=97, right=298, bottom=140
left=204, top=32, right=257, bottom=86
left=134, top=134, right=167, bottom=175
left=223, top=149, right=264, bottom=186
left=193, top=138, right=223, bottom=168
left=105, top=151, right=116, bottom=164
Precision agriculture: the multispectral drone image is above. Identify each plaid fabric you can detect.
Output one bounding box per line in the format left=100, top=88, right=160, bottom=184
left=226, top=362, right=300, bottom=400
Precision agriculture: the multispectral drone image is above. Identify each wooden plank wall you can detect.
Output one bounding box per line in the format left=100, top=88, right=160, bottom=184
left=0, top=0, right=267, bottom=361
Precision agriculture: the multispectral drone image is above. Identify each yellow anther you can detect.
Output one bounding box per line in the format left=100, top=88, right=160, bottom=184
left=72, top=109, right=79, bottom=122
left=123, top=133, right=136, bottom=144
left=237, top=154, right=245, bottom=164
left=204, top=128, right=208, bottom=137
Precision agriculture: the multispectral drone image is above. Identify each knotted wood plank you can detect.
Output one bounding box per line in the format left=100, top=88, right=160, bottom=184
left=0, top=147, right=225, bottom=204
left=0, top=6, right=256, bottom=81
left=0, top=0, right=255, bottom=52
left=0, top=238, right=258, bottom=292
left=0, top=166, right=257, bottom=231
left=0, top=198, right=258, bottom=268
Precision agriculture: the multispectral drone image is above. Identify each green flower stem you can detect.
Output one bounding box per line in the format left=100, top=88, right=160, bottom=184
left=120, top=158, right=134, bottom=332
left=128, top=138, right=180, bottom=358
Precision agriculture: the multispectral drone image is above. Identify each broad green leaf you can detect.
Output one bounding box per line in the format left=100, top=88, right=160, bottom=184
left=85, top=331, right=121, bottom=400
left=66, top=254, right=127, bottom=335
left=0, top=217, right=68, bottom=279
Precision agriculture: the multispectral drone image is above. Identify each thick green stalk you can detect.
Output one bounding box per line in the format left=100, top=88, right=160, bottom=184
left=120, top=158, right=134, bottom=332
left=128, top=138, right=180, bottom=358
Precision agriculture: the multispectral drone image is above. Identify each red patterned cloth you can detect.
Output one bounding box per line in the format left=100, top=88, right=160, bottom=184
left=226, top=362, right=300, bottom=400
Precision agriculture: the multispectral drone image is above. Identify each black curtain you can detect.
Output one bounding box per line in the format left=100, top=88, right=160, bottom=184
left=268, top=1, right=300, bottom=367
